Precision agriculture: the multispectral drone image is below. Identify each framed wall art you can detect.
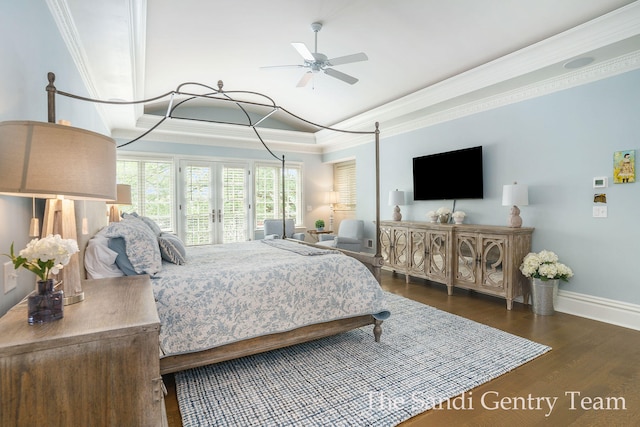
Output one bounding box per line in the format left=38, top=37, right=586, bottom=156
left=613, top=150, right=635, bottom=184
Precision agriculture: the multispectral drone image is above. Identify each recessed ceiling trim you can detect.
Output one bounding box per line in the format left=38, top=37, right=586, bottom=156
left=111, top=114, right=322, bottom=155
left=320, top=49, right=640, bottom=152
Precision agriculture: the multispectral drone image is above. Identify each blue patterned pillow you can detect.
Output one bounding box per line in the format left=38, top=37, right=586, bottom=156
left=103, top=217, right=162, bottom=275
left=158, top=233, right=186, bottom=265
left=140, top=216, right=162, bottom=237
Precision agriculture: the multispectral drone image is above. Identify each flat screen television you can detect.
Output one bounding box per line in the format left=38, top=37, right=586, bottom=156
left=413, top=146, right=483, bottom=200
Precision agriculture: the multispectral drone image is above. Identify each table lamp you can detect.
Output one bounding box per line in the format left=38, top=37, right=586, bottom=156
left=388, top=189, right=405, bottom=221
left=502, top=182, right=529, bottom=228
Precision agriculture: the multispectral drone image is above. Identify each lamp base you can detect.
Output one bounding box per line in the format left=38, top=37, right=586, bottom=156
left=64, top=291, right=85, bottom=305
left=507, top=205, right=523, bottom=228
left=392, top=206, right=402, bottom=221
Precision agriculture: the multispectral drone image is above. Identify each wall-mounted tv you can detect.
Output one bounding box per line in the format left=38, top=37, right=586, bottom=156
left=413, top=146, right=483, bottom=200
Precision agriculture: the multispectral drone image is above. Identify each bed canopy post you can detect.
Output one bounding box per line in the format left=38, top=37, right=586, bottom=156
left=374, top=122, right=380, bottom=259
left=281, top=154, right=286, bottom=239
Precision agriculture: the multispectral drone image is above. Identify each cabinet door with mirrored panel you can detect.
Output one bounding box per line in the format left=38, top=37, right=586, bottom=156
left=479, top=234, right=507, bottom=292
left=455, top=232, right=479, bottom=287
left=408, top=229, right=426, bottom=277
left=425, top=230, right=449, bottom=282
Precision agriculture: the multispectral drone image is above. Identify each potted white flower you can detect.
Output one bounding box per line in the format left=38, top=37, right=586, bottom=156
left=520, top=250, right=573, bottom=315
left=426, top=210, right=438, bottom=223
left=5, top=234, right=79, bottom=324
left=436, top=207, right=452, bottom=223
left=452, top=211, right=466, bottom=224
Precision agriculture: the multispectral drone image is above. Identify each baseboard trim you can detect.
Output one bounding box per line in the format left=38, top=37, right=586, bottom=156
left=555, top=290, right=640, bottom=331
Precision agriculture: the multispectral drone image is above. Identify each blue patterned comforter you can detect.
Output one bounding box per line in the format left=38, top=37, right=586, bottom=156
left=153, top=240, right=390, bottom=357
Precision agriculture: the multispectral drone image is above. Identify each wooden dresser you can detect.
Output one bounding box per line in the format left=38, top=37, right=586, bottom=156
left=380, top=220, right=534, bottom=309
left=0, top=275, right=167, bottom=427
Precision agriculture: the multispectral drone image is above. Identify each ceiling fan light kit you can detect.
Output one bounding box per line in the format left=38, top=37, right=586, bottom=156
left=263, top=21, right=368, bottom=87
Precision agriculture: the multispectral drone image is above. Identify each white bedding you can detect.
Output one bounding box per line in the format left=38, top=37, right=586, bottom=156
left=153, top=240, right=390, bottom=358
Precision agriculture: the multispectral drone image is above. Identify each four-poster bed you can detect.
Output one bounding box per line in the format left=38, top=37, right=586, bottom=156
left=47, top=73, right=387, bottom=374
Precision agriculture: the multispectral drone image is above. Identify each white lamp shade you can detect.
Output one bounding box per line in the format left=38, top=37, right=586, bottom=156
left=0, top=121, right=117, bottom=200
left=388, top=190, right=405, bottom=206
left=502, top=183, right=529, bottom=206
left=323, top=191, right=340, bottom=204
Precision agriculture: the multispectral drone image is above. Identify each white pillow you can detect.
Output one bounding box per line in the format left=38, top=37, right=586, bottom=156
left=84, top=234, right=125, bottom=279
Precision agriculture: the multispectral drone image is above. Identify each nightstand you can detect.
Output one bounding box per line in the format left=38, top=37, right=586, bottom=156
left=0, top=275, right=167, bottom=426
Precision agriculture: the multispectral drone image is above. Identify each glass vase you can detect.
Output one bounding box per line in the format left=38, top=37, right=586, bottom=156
left=28, top=279, right=64, bottom=325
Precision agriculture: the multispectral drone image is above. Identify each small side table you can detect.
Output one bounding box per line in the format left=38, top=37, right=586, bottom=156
left=307, top=229, right=333, bottom=241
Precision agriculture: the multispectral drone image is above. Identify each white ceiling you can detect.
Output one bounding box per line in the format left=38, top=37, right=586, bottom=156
left=50, top=0, right=640, bottom=148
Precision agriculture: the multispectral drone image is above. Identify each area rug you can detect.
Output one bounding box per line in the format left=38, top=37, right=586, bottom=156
left=175, top=292, right=550, bottom=426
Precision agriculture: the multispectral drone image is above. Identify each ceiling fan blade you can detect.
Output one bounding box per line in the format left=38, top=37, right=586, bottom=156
left=291, top=42, right=314, bottom=62
left=260, top=64, right=305, bottom=70
left=296, top=72, right=313, bottom=87
left=327, top=52, right=368, bottom=66
left=324, top=68, right=358, bottom=85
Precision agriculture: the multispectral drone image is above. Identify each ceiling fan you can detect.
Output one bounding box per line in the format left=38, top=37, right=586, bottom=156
left=262, top=22, right=368, bottom=87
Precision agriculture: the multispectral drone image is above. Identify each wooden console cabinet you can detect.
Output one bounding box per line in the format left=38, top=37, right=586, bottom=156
left=0, top=275, right=166, bottom=427
left=380, top=221, right=533, bottom=309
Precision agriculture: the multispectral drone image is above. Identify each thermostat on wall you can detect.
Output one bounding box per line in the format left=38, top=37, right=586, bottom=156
left=593, top=176, right=608, bottom=188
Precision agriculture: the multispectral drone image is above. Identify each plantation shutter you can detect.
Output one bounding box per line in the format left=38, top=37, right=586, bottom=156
left=117, top=159, right=174, bottom=231
left=221, top=165, right=247, bottom=243
left=334, top=160, right=356, bottom=212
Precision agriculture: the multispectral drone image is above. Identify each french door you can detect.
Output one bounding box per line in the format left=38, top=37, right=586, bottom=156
left=179, top=160, right=249, bottom=245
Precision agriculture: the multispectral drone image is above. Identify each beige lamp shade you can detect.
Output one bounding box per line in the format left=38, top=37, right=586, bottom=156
left=115, top=184, right=132, bottom=205
left=0, top=121, right=117, bottom=201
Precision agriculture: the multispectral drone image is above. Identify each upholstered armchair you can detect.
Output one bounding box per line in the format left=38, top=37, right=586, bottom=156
left=317, top=219, right=364, bottom=252
left=263, top=219, right=305, bottom=241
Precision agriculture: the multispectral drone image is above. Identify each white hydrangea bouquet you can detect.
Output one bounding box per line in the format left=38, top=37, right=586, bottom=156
left=5, top=234, right=79, bottom=282
left=520, top=250, right=573, bottom=282
left=436, top=207, right=451, bottom=215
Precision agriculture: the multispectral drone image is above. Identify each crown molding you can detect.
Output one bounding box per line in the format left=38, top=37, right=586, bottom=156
left=318, top=1, right=640, bottom=150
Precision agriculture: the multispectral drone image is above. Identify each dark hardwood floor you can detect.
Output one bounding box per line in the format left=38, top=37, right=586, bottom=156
left=164, top=270, right=639, bottom=426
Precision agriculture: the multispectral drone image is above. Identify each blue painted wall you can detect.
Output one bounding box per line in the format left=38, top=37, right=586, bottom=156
left=0, top=0, right=107, bottom=315
left=328, top=69, right=640, bottom=304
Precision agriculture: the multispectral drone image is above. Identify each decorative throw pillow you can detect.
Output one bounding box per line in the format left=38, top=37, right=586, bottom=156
left=85, top=234, right=125, bottom=279
left=107, top=237, right=138, bottom=276
left=158, top=233, right=187, bottom=265
left=122, top=212, right=162, bottom=237
left=140, top=216, right=162, bottom=237
left=103, top=216, right=162, bottom=275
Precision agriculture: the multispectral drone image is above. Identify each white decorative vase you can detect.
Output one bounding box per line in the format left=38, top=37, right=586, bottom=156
left=531, top=278, right=558, bottom=315
left=454, top=217, right=464, bottom=224
left=428, top=214, right=438, bottom=223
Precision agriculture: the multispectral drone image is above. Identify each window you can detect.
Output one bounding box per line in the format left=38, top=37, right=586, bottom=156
left=255, top=162, right=302, bottom=227
left=334, top=160, right=356, bottom=212
left=116, top=158, right=174, bottom=231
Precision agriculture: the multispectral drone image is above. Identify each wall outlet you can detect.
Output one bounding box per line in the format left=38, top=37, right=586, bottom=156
left=4, top=261, right=17, bottom=294
left=367, top=239, right=374, bottom=248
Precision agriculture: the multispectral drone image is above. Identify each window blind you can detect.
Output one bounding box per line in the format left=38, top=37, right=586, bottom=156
left=334, top=160, right=356, bottom=211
